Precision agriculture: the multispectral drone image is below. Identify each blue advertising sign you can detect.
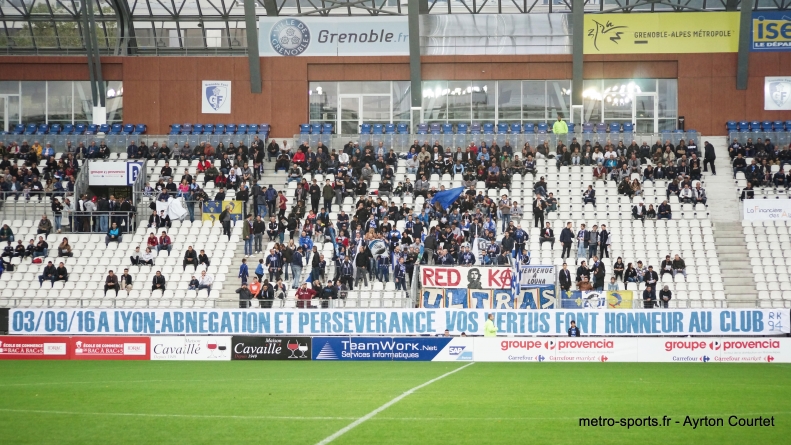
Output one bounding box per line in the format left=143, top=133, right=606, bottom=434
left=751, top=12, right=791, bottom=51
left=311, top=337, right=461, bottom=361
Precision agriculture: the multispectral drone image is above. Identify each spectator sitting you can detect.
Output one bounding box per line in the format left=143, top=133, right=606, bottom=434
left=582, top=185, right=596, bottom=206
left=732, top=153, right=747, bottom=178
left=38, top=260, right=57, bottom=286
left=198, top=270, right=213, bottom=291
left=54, top=261, right=68, bottom=283
left=119, top=268, right=133, bottom=293
left=295, top=282, right=316, bottom=308
left=2, top=242, right=14, bottom=260
left=156, top=210, right=171, bottom=229
left=679, top=184, right=694, bottom=203
left=632, top=202, right=646, bottom=221
left=188, top=275, right=199, bottom=290
left=157, top=231, right=172, bottom=253
left=0, top=224, right=14, bottom=243
left=183, top=246, right=198, bottom=270
left=577, top=275, right=593, bottom=291
left=672, top=254, right=687, bottom=279
left=37, top=214, right=53, bottom=235
left=659, top=285, right=673, bottom=308
left=152, top=270, right=166, bottom=291
left=105, top=222, right=122, bottom=246
left=15, top=240, right=27, bottom=258
left=646, top=204, right=657, bottom=219
left=740, top=182, right=755, bottom=201
left=33, top=236, right=48, bottom=258
left=198, top=250, right=210, bottom=268
left=57, top=237, right=73, bottom=257
left=607, top=277, right=620, bottom=291
left=657, top=200, right=672, bottom=219
left=660, top=255, right=674, bottom=279
left=139, top=247, right=155, bottom=265
left=104, top=270, right=120, bottom=295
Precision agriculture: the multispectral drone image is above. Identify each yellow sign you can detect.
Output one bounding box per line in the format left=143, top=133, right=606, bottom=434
left=584, top=12, right=740, bottom=54
left=606, top=290, right=633, bottom=309
left=201, top=200, right=244, bottom=222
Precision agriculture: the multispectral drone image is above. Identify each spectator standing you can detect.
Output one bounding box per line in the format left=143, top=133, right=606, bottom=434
left=238, top=258, right=249, bottom=285
left=291, top=246, right=304, bottom=289
left=559, top=222, right=573, bottom=260
left=643, top=286, right=656, bottom=308
left=242, top=214, right=253, bottom=257
left=236, top=283, right=253, bottom=308
left=567, top=320, right=580, bottom=337
left=295, top=282, right=316, bottom=309
left=253, top=215, right=266, bottom=254
left=558, top=263, right=572, bottom=292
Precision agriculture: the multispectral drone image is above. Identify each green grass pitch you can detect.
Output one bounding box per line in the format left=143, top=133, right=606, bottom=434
left=0, top=361, right=789, bottom=444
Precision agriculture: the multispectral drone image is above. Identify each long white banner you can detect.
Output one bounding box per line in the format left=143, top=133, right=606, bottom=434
left=9, top=308, right=789, bottom=336
left=259, top=16, right=408, bottom=57
left=743, top=199, right=791, bottom=221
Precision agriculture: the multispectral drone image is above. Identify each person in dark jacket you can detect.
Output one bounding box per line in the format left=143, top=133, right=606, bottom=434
left=152, top=271, right=166, bottom=291
left=559, top=222, right=574, bottom=260
left=568, top=320, right=580, bottom=337
left=643, top=286, right=656, bottom=308
left=236, top=284, right=253, bottom=308
left=558, top=263, right=572, bottom=292
left=355, top=245, right=372, bottom=287
left=104, top=270, right=120, bottom=295
left=659, top=285, right=672, bottom=308
left=38, top=261, right=56, bottom=287
left=183, top=246, right=198, bottom=270
left=703, top=141, right=716, bottom=175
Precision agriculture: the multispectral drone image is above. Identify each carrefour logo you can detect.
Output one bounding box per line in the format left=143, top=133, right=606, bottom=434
left=270, top=19, right=310, bottom=56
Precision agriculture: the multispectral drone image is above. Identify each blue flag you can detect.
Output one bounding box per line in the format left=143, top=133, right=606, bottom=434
left=429, top=187, right=465, bottom=210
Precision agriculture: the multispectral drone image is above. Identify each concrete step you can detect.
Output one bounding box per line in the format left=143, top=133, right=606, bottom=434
left=715, top=245, right=749, bottom=255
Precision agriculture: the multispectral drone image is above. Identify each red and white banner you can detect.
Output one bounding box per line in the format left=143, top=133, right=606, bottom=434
left=69, top=337, right=150, bottom=360
left=420, top=266, right=512, bottom=289
left=0, top=336, right=69, bottom=360
left=639, top=338, right=791, bottom=363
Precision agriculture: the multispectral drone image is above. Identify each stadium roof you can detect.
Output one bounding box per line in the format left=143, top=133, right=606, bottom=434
left=0, top=0, right=788, bottom=54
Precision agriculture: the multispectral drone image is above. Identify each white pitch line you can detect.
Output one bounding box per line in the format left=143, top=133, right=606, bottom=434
left=315, top=363, right=475, bottom=445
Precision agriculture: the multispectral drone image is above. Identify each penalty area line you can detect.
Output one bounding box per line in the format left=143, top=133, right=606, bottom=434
left=315, top=362, right=475, bottom=445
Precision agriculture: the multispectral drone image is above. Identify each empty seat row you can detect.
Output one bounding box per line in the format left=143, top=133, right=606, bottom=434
left=9, top=123, right=146, bottom=136
left=170, top=123, right=270, bottom=136
left=726, top=121, right=791, bottom=132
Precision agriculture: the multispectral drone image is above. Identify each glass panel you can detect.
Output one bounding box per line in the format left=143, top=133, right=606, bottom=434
left=21, top=81, right=46, bottom=124
left=8, top=96, right=20, bottom=125
left=547, top=80, right=571, bottom=120
left=603, top=98, right=632, bottom=120
left=340, top=81, right=389, bottom=95
left=498, top=81, right=521, bottom=121
left=309, top=82, right=338, bottom=122
left=635, top=120, right=655, bottom=133
left=74, top=81, right=93, bottom=123
left=582, top=79, right=602, bottom=123
left=471, top=81, right=495, bottom=121
left=658, top=119, right=677, bottom=132
left=362, top=96, right=390, bottom=121
left=47, top=81, right=72, bottom=123
left=522, top=81, right=545, bottom=121
left=0, top=81, right=19, bottom=95
left=392, top=81, right=411, bottom=123
left=447, top=81, right=471, bottom=121
left=658, top=79, right=678, bottom=119
left=0, top=97, right=5, bottom=133
left=106, top=81, right=123, bottom=124
left=422, top=81, right=447, bottom=121
left=634, top=95, right=655, bottom=119
left=340, top=97, right=360, bottom=134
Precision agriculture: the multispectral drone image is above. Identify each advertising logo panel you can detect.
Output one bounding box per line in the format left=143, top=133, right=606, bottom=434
left=70, top=337, right=150, bottom=360
left=311, top=337, right=468, bottom=361
left=151, top=336, right=231, bottom=361
left=0, top=336, right=69, bottom=360
left=751, top=12, right=791, bottom=51
left=231, top=336, right=312, bottom=360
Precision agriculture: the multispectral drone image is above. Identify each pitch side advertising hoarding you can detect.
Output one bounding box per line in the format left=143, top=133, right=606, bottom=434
left=743, top=199, right=791, bottom=220
left=8, top=308, right=789, bottom=336
left=0, top=336, right=69, bottom=359
left=231, top=336, right=312, bottom=360
left=311, top=337, right=474, bottom=361
left=150, top=336, right=231, bottom=361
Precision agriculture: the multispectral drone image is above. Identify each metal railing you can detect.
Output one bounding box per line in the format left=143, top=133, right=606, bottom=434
left=0, top=203, right=137, bottom=234
left=727, top=131, right=791, bottom=146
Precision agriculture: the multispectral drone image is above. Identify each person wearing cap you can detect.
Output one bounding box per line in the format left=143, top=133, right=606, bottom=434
left=568, top=320, right=580, bottom=337
left=484, top=313, right=498, bottom=337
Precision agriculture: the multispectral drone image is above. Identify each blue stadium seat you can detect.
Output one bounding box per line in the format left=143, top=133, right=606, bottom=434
left=226, top=124, right=237, bottom=134
left=429, top=123, right=441, bottom=134
left=192, top=124, right=204, bottom=134
left=97, top=124, right=109, bottom=134
left=497, top=123, right=508, bottom=134
left=609, top=122, right=621, bottom=133
left=537, top=122, right=548, bottom=132
left=510, top=123, right=521, bottom=134
left=414, top=123, right=427, bottom=134
left=246, top=124, right=258, bottom=134
left=457, top=123, right=468, bottom=134
left=595, top=122, right=606, bottom=133
left=169, top=124, right=182, bottom=135
left=181, top=123, right=193, bottom=135
left=202, top=124, right=214, bottom=135
left=725, top=121, right=737, bottom=132
left=49, top=124, right=62, bottom=135
left=133, top=124, right=147, bottom=135
left=309, top=124, right=321, bottom=134
left=786, top=121, right=791, bottom=131
left=361, top=123, right=372, bottom=134
left=470, top=123, right=482, bottom=133
left=24, top=124, right=37, bottom=135
left=523, top=123, right=535, bottom=134
left=61, top=124, right=74, bottom=135
left=396, top=123, right=409, bottom=134
left=385, top=124, right=396, bottom=134
left=737, top=121, right=749, bottom=131
left=773, top=121, right=784, bottom=132
left=442, top=123, right=453, bottom=134
left=373, top=124, right=384, bottom=134
left=483, top=123, right=495, bottom=133
left=85, top=124, right=98, bottom=135
left=110, top=123, right=123, bottom=135
left=37, top=124, right=49, bottom=134
left=237, top=124, right=248, bottom=134
left=11, top=124, right=24, bottom=135
left=582, top=122, right=593, bottom=133
left=320, top=124, right=331, bottom=135
left=74, top=123, right=86, bottom=134
left=750, top=121, right=760, bottom=131
left=299, top=124, right=311, bottom=134
left=214, top=124, right=226, bottom=134
left=259, top=124, right=271, bottom=136
left=622, top=122, right=633, bottom=133
left=567, top=123, right=576, bottom=133
left=762, top=121, right=773, bottom=131
left=122, top=124, right=134, bottom=135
